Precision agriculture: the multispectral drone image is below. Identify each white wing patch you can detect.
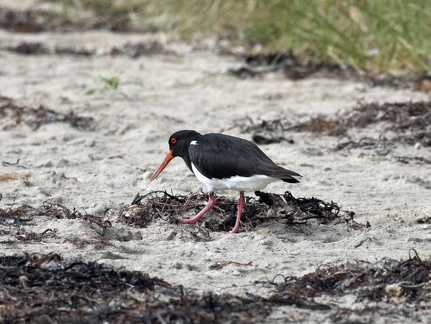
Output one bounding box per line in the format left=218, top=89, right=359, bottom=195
left=190, top=140, right=198, bottom=145
left=191, top=163, right=278, bottom=192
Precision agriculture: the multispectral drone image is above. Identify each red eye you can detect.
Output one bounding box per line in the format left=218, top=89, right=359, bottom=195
left=170, top=137, right=177, bottom=144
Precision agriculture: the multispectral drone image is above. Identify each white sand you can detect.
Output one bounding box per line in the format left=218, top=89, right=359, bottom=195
left=1, top=26, right=431, bottom=321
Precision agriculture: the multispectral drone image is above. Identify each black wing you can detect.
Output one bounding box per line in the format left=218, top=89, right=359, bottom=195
left=188, top=133, right=300, bottom=182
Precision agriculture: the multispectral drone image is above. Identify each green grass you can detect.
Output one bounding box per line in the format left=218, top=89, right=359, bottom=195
left=61, top=0, right=431, bottom=72
left=84, top=71, right=129, bottom=98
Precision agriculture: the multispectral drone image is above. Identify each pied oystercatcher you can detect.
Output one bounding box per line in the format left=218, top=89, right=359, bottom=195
left=150, top=130, right=301, bottom=233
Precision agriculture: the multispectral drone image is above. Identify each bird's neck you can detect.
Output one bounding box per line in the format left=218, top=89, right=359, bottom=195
left=181, top=148, right=194, bottom=173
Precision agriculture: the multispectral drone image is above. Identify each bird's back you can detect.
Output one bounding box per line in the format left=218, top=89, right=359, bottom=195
left=189, top=133, right=300, bottom=182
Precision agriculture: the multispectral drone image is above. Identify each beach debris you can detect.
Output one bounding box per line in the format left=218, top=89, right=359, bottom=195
left=230, top=51, right=430, bottom=92
left=0, top=7, right=43, bottom=32
left=0, top=98, right=94, bottom=130
left=334, top=135, right=393, bottom=155
left=2, top=158, right=28, bottom=168
left=0, top=203, right=111, bottom=243
left=269, top=249, right=431, bottom=311
left=252, top=134, right=294, bottom=145
left=209, top=260, right=253, bottom=270
left=235, top=101, right=431, bottom=163
left=0, top=250, right=429, bottom=322
left=109, top=41, right=175, bottom=58
left=394, top=155, right=431, bottom=165
left=0, top=6, right=132, bottom=32
left=229, top=51, right=357, bottom=80
left=0, top=253, right=271, bottom=323
left=118, top=190, right=358, bottom=232
left=0, top=173, right=31, bottom=182
left=54, top=45, right=95, bottom=56
left=15, top=228, right=57, bottom=242
left=5, top=40, right=173, bottom=57
left=238, top=101, right=431, bottom=138
left=6, top=41, right=49, bottom=54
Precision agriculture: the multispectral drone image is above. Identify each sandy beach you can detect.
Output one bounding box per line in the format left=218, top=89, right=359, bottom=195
left=1, top=7, right=431, bottom=322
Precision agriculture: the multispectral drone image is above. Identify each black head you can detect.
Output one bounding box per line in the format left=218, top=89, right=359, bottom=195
left=168, top=130, right=201, bottom=158
left=150, top=130, right=201, bottom=182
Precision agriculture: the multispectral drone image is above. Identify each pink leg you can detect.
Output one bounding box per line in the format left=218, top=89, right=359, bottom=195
left=177, top=192, right=215, bottom=224
left=229, top=191, right=245, bottom=233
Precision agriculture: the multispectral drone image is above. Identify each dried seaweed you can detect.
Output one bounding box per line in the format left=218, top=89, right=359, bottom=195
left=309, top=101, right=431, bottom=153
left=252, top=134, right=294, bottom=145
left=236, top=101, right=431, bottom=165
left=118, top=190, right=235, bottom=229
left=0, top=203, right=111, bottom=243
left=2, top=158, right=27, bottom=168
left=1, top=251, right=428, bottom=322
left=228, top=51, right=358, bottom=81
left=0, top=6, right=133, bottom=33
left=6, top=41, right=50, bottom=54
left=238, top=101, right=431, bottom=138
left=0, top=7, right=43, bottom=32
left=278, top=101, right=431, bottom=138
left=394, top=156, right=431, bottom=165
left=0, top=253, right=272, bottom=323
left=15, top=228, right=58, bottom=242
left=230, top=51, right=430, bottom=92
left=396, top=130, right=431, bottom=147
left=371, top=73, right=431, bottom=92
left=109, top=41, right=175, bottom=58
left=4, top=41, right=174, bottom=58
left=335, top=136, right=393, bottom=155
left=0, top=98, right=94, bottom=130
left=118, top=190, right=357, bottom=232
left=269, top=249, right=431, bottom=312
left=54, top=45, right=95, bottom=56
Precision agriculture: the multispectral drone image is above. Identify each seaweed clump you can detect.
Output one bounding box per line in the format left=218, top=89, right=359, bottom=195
left=118, top=190, right=357, bottom=233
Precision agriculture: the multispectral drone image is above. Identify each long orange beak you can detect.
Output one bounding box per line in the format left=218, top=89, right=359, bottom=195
left=150, top=150, right=174, bottom=182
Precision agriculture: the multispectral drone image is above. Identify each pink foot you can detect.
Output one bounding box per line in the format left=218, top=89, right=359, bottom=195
left=177, top=192, right=215, bottom=225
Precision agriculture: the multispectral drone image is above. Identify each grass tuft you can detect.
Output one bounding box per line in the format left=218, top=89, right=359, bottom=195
left=84, top=71, right=129, bottom=98
left=61, top=0, right=431, bottom=72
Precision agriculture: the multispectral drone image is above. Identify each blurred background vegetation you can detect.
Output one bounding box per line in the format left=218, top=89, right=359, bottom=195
left=61, top=0, right=431, bottom=72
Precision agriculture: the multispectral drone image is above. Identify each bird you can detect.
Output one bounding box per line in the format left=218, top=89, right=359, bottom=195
left=150, top=130, right=301, bottom=233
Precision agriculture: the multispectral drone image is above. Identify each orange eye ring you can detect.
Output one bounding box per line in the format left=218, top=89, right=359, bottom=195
left=170, top=137, right=177, bottom=144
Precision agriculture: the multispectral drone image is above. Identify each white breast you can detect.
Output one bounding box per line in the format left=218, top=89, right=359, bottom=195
left=191, top=163, right=278, bottom=192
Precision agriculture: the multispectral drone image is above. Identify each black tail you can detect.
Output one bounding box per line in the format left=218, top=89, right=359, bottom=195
left=282, top=177, right=300, bottom=184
